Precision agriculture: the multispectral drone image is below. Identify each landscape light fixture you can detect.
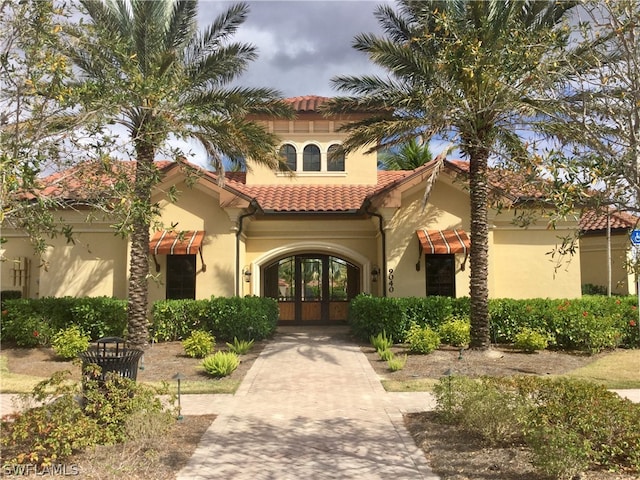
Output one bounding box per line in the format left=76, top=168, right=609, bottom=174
left=172, top=372, right=186, bottom=421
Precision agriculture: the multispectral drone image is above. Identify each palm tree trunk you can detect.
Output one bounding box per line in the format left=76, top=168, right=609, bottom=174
left=126, top=141, right=155, bottom=348
left=468, top=149, right=491, bottom=350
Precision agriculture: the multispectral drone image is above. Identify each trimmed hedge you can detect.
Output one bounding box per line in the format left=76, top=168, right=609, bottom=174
left=1, top=297, right=127, bottom=346
left=349, top=294, right=639, bottom=351
left=151, top=296, right=278, bottom=342
left=2, top=295, right=278, bottom=346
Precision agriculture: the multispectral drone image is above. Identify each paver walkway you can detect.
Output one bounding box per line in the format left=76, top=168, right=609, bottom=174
left=176, top=327, right=439, bottom=480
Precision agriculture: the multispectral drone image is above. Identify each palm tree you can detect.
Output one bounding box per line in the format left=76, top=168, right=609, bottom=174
left=378, top=137, right=432, bottom=170
left=327, top=0, right=576, bottom=350
left=64, top=1, right=292, bottom=347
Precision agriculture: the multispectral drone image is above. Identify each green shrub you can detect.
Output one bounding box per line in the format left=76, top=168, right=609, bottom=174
left=525, top=378, right=640, bottom=477
left=226, top=337, right=254, bottom=355
left=400, top=296, right=452, bottom=329
left=349, top=294, right=407, bottom=342
left=514, top=327, right=550, bottom=352
left=151, top=299, right=207, bottom=342
left=151, top=297, right=277, bottom=343
left=0, top=297, right=126, bottom=346
left=378, top=348, right=394, bottom=361
left=81, top=366, right=174, bottom=444
left=370, top=331, right=394, bottom=352
left=1, top=290, right=21, bottom=310
left=182, top=330, right=215, bottom=358
left=0, top=368, right=173, bottom=466
left=438, top=317, right=471, bottom=347
left=0, top=300, right=52, bottom=346
left=203, top=296, right=278, bottom=342
left=202, top=351, right=240, bottom=377
left=433, top=375, right=640, bottom=478
left=69, top=297, right=127, bottom=339
left=405, top=323, right=440, bottom=354
left=387, top=354, right=407, bottom=371
left=51, top=325, right=90, bottom=359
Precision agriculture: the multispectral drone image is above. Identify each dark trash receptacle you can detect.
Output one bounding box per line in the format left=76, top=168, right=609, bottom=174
left=80, top=337, right=143, bottom=382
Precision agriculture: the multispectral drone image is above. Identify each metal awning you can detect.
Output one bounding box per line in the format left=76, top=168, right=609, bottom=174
left=149, top=230, right=205, bottom=255
left=416, top=229, right=470, bottom=255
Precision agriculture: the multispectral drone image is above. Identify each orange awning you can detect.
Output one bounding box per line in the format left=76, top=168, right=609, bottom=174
left=149, top=230, right=204, bottom=255
left=416, top=229, right=470, bottom=255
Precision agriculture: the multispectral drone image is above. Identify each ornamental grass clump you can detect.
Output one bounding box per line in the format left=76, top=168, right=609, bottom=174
left=226, top=337, right=254, bottom=355
left=182, top=330, right=215, bottom=358
left=202, top=351, right=240, bottom=378
left=370, top=331, right=394, bottom=352
left=378, top=348, right=394, bottom=361
left=387, top=354, right=407, bottom=372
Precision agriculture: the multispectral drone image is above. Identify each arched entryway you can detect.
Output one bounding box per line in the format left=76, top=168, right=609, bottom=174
left=263, top=254, right=361, bottom=325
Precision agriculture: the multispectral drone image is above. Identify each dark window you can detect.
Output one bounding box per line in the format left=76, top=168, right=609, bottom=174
left=279, top=144, right=297, bottom=171
left=166, top=255, right=196, bottom=299
left=327, top=144, right=345, bottom=171
left=425, top=254, right=455, bottom=297
left=303, top=144, right=321, bottom=171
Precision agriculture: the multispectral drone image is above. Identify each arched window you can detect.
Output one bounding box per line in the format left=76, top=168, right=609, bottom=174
left=279, top=144, right=297, bottom=171
left=303, top=144, right=321, bottom=171
left=327, top=144, right=345, bottom=172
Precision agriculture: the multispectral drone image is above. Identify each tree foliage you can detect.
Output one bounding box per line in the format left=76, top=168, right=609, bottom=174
left=54, top=0, right=293, bottom=347
left=327, top=0, right=577, bottom=349
left=0, top=1, right=83, bottom=256
left=540, top=0, right=640, bottom=218
left=378, top=137, right=432, bottom=170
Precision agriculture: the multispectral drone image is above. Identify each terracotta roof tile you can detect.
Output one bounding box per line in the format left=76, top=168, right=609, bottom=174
left=579, top=209, right=638, bottom=231
left=224, top=170, right=410, bottom=213
left=284, top=96, right=331, bottom=112
left=33, top=160, right=172, bottom=200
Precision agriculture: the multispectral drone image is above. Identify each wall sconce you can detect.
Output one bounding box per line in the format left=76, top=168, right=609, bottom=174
left=243, top=265, right=252, bottom=283
left=371, top=265, right=380, bottom=283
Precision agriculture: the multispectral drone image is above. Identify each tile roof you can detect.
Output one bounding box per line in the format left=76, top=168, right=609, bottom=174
left=284, top=96, right=331, bottom=112
left=446, top=160, right=548, bottom=201
left=31, top=160, right=171, bottom=200
left=224, top=170, right=410, bottom=213
left=579, top=209, right=638, bottom=232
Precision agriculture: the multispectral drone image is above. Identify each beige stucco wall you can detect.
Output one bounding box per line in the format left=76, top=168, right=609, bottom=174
left=1, top=211, right=127, bottom=299
left=579, top=233, right=633, bottom=295
left=1, top=235, right=41, bottom=298
left=39, top=231, right=128, bottom=298
left=489, top=218, right=582, bottom=299
left=240, top=216, right=380, bottom=296
left=245, top=118, right=378, bottom=185
left=385, top=178, right=471, bottom=298
left=148, top=181, right=237, bottom=302
left=384, top=176, right=583, bottom=300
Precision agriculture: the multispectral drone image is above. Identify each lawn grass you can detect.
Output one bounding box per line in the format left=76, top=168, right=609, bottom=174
left=0, top=355, right=48, bottom=393
left=381, top=349, right=640, bottom=392
left=145, top=379, right=240, bottom=394
left=382, top=378, right=437, bottom=392
left=0, top=354, right=242, bottom=395
left=563, top=349, right=640, bottom=389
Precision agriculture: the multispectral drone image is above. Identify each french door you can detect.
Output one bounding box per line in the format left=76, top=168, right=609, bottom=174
left=264, top=254, right=359, bottom=324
